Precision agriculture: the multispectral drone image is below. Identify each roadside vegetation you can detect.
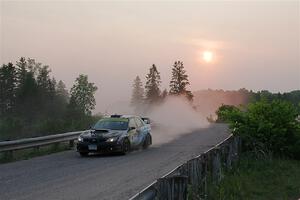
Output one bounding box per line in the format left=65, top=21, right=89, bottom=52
left=208, top=153, right=300, bottom=200
left=210, top=98, right=300, bottom=199
left=0, top=57, right=100, bottom=141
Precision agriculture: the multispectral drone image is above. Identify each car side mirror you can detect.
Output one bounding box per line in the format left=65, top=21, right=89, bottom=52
left=129, top=126, right=136, bottom=131
left=144, top=119, right=150, bottom=124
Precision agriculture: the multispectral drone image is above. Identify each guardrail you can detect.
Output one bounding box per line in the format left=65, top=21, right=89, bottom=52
left=129, top=134, right=241, bottom=200
left=0, top=131, right=83, bottom=157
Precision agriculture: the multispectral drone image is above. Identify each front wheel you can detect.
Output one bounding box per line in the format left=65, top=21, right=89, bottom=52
left=121, top=138, right=130, bottom=155
left=79, top=152, right=89, bottom=157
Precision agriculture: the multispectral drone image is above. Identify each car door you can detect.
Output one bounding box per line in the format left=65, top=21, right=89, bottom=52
left=134, top=117, right=146, bottom=145
left=128, top=118, right=139, bottom=147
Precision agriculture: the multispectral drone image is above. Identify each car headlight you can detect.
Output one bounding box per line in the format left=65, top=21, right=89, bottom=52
left=78, top=136, right=83, bottom=142
left=106, top=137, right=118, bottom=142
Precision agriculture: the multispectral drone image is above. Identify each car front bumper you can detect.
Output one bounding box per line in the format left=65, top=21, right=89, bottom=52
left=77, top=141, right=123, bottom=153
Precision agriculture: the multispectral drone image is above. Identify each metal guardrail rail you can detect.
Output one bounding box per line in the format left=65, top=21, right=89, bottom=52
left=0, top=131, right=83, bottom=153
left=129, top=134, right=240, bottom=200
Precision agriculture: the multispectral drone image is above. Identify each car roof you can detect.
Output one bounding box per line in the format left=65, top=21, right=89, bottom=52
left=110, top=114, right=139, bottom=119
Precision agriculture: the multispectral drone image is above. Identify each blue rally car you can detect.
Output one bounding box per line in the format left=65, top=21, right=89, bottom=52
left=77, top=115, right=152, bottom=156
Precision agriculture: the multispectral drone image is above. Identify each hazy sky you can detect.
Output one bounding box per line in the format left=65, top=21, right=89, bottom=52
left=1, top=0, right=299, bottom=112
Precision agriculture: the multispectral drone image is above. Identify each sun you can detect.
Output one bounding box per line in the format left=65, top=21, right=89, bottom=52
left=202, top=51, right=214, bottom=63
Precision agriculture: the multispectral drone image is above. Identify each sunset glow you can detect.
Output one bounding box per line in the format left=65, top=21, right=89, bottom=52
left=202, top=51, right=214, bottom=63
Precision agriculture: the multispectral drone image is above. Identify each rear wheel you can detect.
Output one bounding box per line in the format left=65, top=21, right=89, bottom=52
left=79, top=152, right=88, bottom=157
left=143, top=134, right=151, bottom=149
left=121, top=138, right=130, bottom=155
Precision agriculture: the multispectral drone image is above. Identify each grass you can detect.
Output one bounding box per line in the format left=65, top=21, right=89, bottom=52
left=0, top=142, right=73, bottom=164
left=208, top=153, right=300, bottom=200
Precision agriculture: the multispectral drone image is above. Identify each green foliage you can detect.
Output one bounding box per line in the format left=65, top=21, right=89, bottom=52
left=252, top=90, right=300, bottom=109
left=218, top=100, right=300, bottom=159
left=208, top=154, right=300, bottom=200
left=169, top=61, right=193, bottom=101
left=215, top=104, right=240, bottom=123
left=0, top=58, right=99, bottom=141
left=69, top=74, right=98, bottom=116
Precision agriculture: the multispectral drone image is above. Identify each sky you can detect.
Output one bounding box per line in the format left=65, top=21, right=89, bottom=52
left=0, top=0, right=299, bottom=113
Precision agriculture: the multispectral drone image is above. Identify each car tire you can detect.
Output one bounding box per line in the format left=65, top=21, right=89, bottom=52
left=121, top=138, right=130, bottom=155
left=143, top=134, right=151, bottom=149
left=79, top=152, right=88, bottom=157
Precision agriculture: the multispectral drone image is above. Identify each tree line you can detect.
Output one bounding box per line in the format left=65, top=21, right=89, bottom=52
left=130, top=61, right=193, bottom=113
left=1, top=57, right=299, bottom=141
left=0, top=57, right=99, bottom=141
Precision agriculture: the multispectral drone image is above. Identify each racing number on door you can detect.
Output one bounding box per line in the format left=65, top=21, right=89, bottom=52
left=128, top=118, right=138, bottom=145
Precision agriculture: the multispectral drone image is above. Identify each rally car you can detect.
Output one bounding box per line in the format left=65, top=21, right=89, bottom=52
left=77, top=115, right=152, bottom=156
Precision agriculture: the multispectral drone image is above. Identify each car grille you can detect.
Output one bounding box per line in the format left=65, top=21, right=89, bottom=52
left=83, top=137, right=106, bottom=143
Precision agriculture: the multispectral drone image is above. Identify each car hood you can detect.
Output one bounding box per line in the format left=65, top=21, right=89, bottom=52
left=80, top=129, right=125, bottom=138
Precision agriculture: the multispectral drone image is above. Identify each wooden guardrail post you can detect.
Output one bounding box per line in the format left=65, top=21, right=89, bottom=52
left=211, top=148, right=221, bottom=184
left=226, top=137, right=234, bottom=169
left=156, top=175, right=188, bottom=200
left=199, top=153, right=209, bottom=200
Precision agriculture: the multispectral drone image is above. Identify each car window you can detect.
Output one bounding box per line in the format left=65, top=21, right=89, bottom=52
left=135, top=117, right=144, bottom=127
left=93, top=119, right=128, bottom=130
left=129, top=118, right=137, bottom=128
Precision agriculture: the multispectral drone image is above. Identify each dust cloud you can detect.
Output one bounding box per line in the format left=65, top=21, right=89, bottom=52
left=102, top=96, right=209, bottom=145
left=147, top=96, right=209, bottom=145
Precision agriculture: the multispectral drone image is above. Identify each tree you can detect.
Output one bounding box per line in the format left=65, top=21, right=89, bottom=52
left=169, top=61, right=193, bottom=101
left=130, top=76, right=144, bottom=112
left=215, top=104, right=240, bottom=123
left=15, top=57, right=27, bottom=86
left=15, top=57, right=40, bottom=117
left=145, top=64, right=161, bottom=104
left=16, top=69, right=39, bottom=121
left=0, top=58, right=102, bottom=140
left=0, top=63, right=18, bottom=116
left=69, top=74, right=98, bottom=115
left=56, top=80, right=69, bottom=103
left=37, top=65, right=52, bottom=92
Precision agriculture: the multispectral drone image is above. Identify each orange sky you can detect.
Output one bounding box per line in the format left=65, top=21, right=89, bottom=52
left=1, top=1, right=299, bottom=112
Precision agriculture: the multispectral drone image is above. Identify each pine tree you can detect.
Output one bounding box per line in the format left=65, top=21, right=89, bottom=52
left=169, top=61, right=193, bottom=101
left=37, top=65, right=52, bottom=92
left=17, top=69, right=39, bottom=120
left=16, top=57, right=27, bottom=87
left=0, top=63, right=18, bottom=116
left=145, top=64, right=161, bottom=104
left=130, top=76, right=144, bottom=112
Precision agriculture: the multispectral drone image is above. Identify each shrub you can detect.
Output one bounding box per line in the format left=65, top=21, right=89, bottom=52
left=217, top=100, right=300, bottom=159
left=215, top=104, right=241, bottom=123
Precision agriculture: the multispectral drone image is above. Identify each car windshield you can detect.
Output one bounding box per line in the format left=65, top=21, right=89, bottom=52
left=92, top=118, right=129, bottom=130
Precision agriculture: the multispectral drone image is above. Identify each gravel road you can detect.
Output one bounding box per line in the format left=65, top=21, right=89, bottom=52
left=0, top=124, right=229, bottom=200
